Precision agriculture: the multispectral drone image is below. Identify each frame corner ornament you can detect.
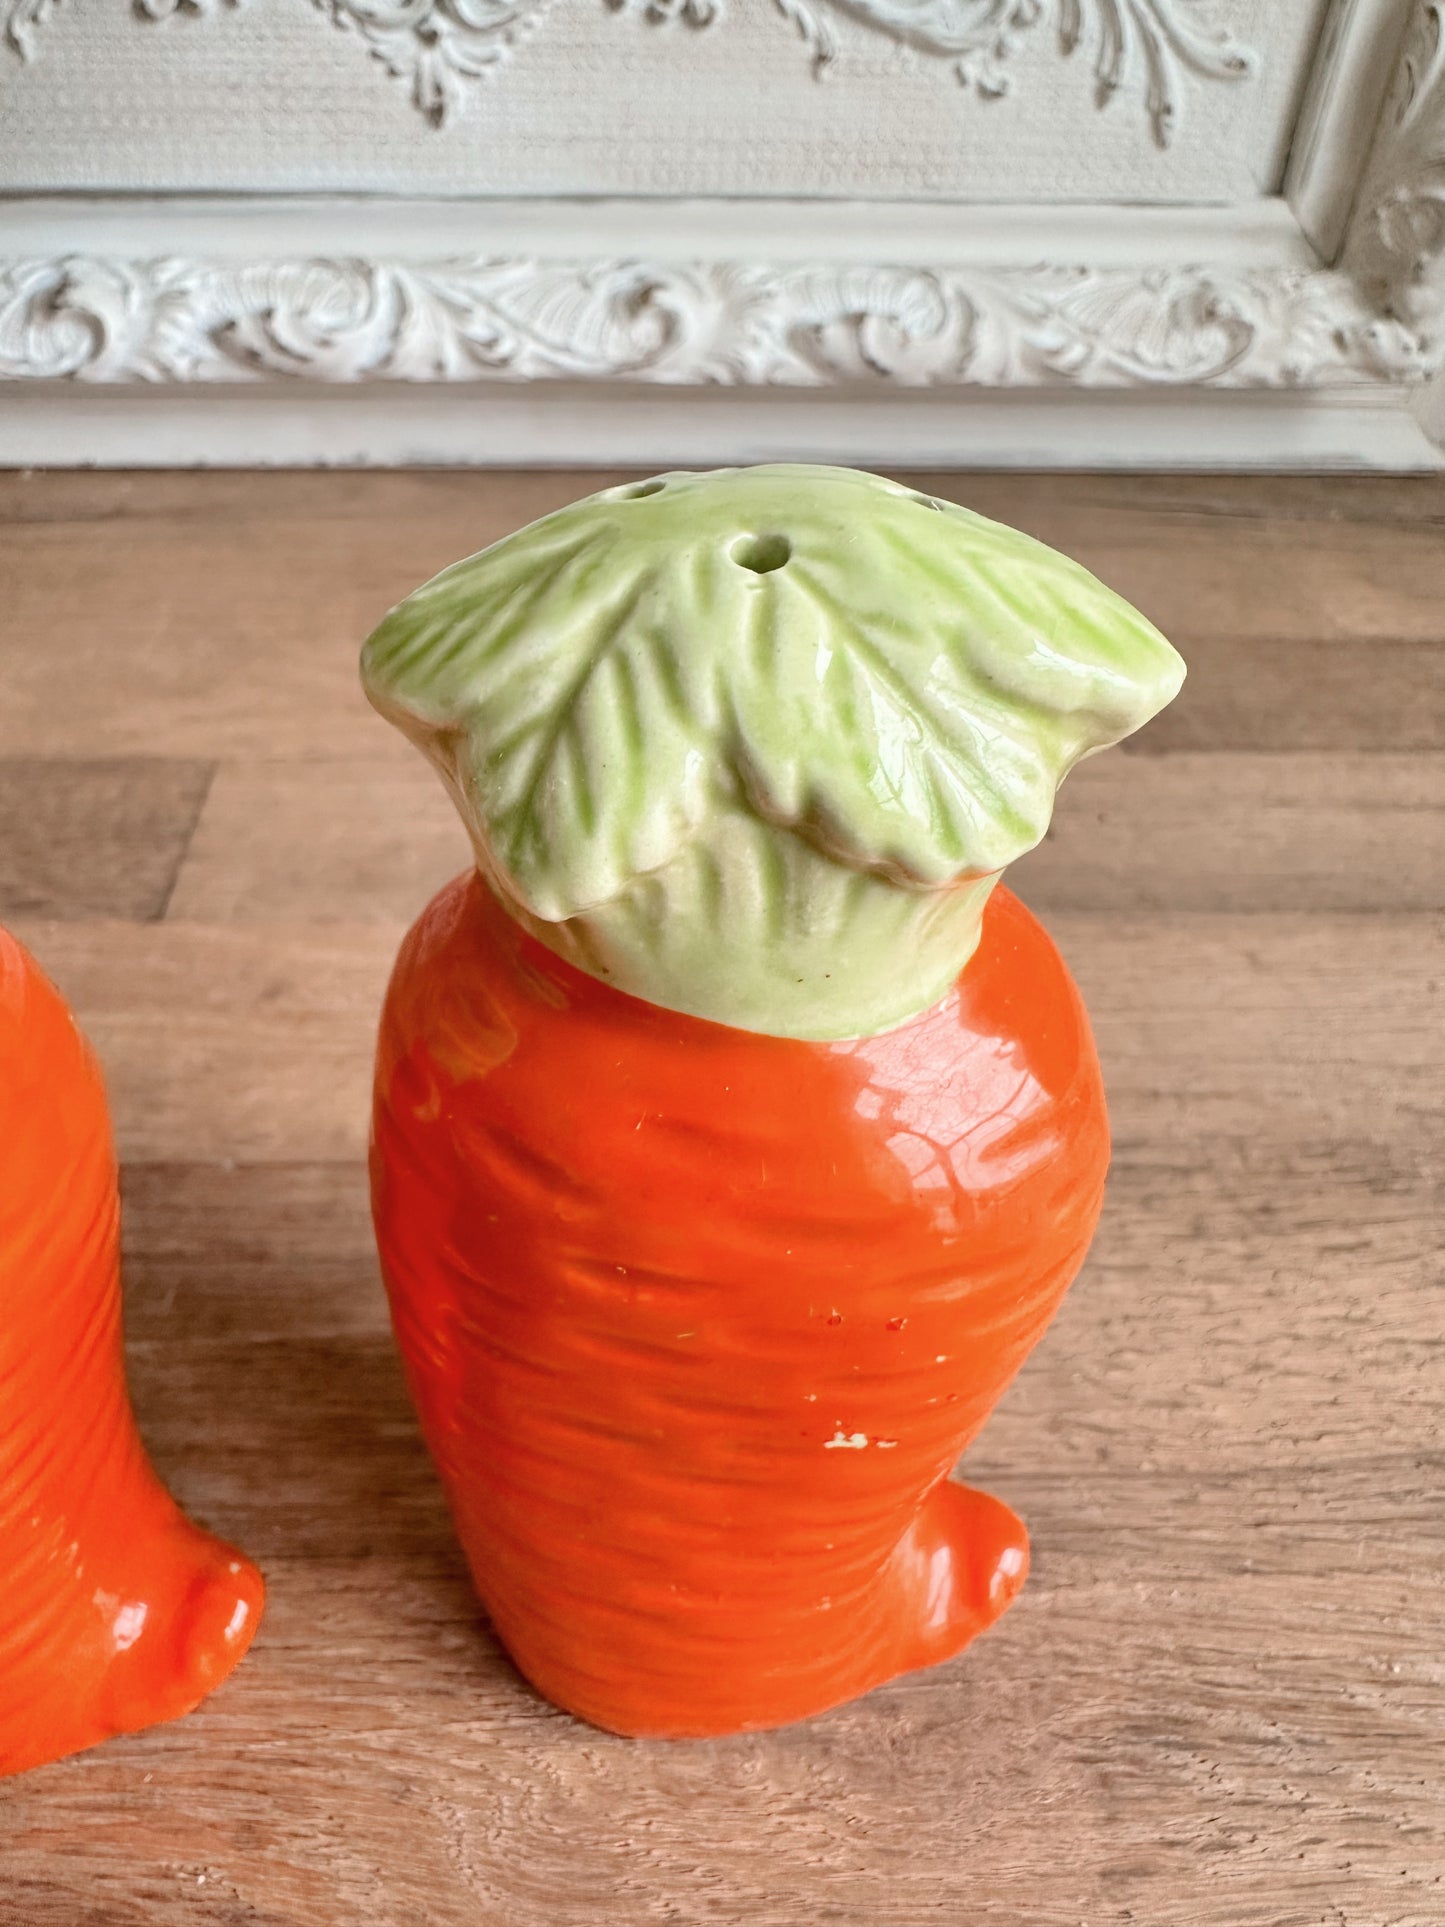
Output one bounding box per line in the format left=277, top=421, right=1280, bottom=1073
left=1342, top=0, right=1445, bottom=364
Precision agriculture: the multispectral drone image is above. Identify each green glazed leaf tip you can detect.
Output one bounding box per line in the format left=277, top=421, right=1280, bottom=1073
left=362, top=465, right=1185, bottom=1038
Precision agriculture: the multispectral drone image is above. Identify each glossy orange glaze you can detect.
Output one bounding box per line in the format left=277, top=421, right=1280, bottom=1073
left=372, top=873, right=1110, bottom=1737
left=0, top=929, right=263, bottom=1778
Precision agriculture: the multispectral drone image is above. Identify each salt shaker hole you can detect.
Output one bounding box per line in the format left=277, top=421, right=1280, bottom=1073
left=731, top=533, right=792, bottom=574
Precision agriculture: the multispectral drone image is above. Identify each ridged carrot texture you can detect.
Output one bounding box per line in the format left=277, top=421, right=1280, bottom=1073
left=364, top=467, right=1185, bottom=1737
left=0, top=929, right=263, bottom=1777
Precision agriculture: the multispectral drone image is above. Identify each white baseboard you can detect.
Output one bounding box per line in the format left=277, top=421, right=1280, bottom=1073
left=3, top=184, right=1443, bottom=470
left=3, top=382, right=1440, bottom=472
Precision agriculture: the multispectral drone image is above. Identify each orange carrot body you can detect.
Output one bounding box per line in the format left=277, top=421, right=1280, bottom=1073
left=0, top=929, right=262, bottom=1777
left=372, top=873, right=1109, bottom=1736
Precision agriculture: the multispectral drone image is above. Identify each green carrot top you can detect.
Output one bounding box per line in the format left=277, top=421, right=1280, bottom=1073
left=362, top=465, right=1185, bottom=1038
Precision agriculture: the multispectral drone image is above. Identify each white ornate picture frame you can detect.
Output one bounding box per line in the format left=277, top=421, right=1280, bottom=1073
left=1, top=0, right=1442, bottom=466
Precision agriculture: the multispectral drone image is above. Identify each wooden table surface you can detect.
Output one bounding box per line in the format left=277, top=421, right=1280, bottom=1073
left=0, top=470, right=1441, bottom=1927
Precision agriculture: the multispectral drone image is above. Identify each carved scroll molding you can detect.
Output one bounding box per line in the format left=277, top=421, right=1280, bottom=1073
left=3, top=0, right=54, bottom=59
left=1342, top=0, right=1445, bottom=361
left=0, top=253, right=1432, bottom=388
left=309, top=0, right=554, bottom=127
left=753, top=0, right=1257, bottom=148
left=2, top=0, right=1255, bottom=139
left=4, top=0, right=234, bottom=60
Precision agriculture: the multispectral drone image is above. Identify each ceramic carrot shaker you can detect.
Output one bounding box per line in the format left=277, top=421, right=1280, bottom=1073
left=363, top=466, right=1184, bottom=1737
left=0, top=929, right=263, bottom=1776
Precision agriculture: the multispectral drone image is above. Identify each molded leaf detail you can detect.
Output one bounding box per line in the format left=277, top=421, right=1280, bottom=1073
left=363, top=465, right=1183, bottom=925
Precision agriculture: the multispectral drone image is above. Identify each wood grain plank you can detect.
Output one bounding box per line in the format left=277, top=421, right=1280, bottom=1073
left=119, top=1162, right=384, bottom=1344
left=166, top=752, right=1445, bottom=923
left=0, top=472, right=637, bottom=762
left=8, top=1269, right=1443, bottom=1927
left=5, top=470, right=1445, bottom=1927
left=899, top=473, right=1445, bottom=650
left=4, top=472, right=1444, bottom=762
left=0, top=757, right=214, bottom=920
left=113, top=1140, right=1442, bottom=1491
left=166, top=759, right=466, bottom=926
left=105, top=1148, right=1443, bottom=1615
left=1123, top=638, right=1445, bottom=754
left=12, top=915, right=1442, bottom=1163
left=11, top=920, right=400, bottom=1163
left=1017, top=752, right=1445, bottom=913
left=1062, top=913, right=1443, bottom=1147
left=90, top=1143, right=1431, bottom=1927
left=977, top=1137, right=1445, bottom=1481
left=7, top=1486, right=1439, bottom=1927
